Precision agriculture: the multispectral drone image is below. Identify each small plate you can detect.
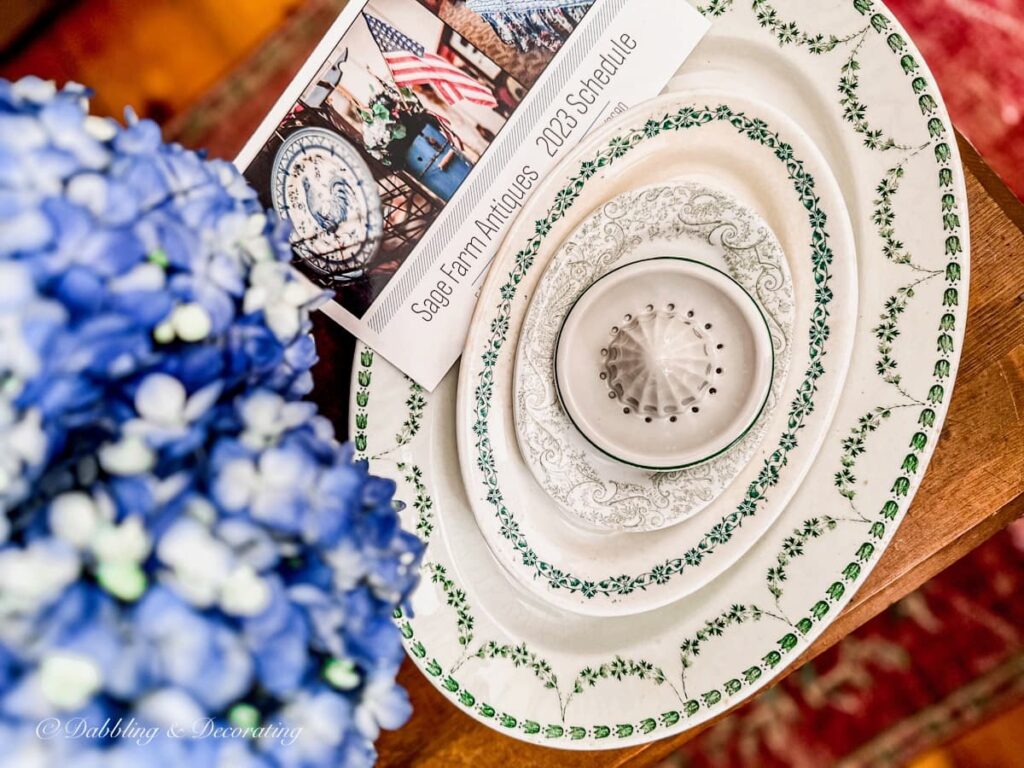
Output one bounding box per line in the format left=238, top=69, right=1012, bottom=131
left=514, top=182, right=793, bottom=532
left=556, top=257, right=775, bottom=472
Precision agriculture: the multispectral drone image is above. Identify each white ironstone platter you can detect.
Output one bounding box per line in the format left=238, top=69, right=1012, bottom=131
left=349, top=0, right=969, bottom=751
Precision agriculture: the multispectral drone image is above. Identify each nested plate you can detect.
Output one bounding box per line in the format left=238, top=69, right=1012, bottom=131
left=554, top=256, right=775, bottom=472
left=351, top=0, right=969, bottom=751
left=456, top=91, right=858, bottom=616
left=516, top=181, right=794, bottom=530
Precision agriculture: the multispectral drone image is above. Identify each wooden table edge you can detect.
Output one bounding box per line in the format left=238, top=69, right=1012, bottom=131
left=957, top=132, right=1024, bottom=233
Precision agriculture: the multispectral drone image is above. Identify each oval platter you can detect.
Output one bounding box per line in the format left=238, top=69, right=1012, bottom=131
left=456, top=91, right=859, bottom=616
left=349, top=0, right=969, bottom=750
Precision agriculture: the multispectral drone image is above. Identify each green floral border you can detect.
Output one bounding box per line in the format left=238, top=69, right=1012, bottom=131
left=470, top=104, right=833, bottom=598
left=357, top=0, right=967, bottom=747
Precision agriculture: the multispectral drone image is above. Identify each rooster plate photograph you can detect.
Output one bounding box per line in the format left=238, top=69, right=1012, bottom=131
left=241, top=0, right=533, bottom=319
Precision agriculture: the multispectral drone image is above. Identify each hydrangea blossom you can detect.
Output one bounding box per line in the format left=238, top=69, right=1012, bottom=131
left=0, top=77, right=423, bottom=767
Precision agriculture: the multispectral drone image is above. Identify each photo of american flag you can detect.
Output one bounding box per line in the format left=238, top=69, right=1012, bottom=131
left=363, top=12, right=498, bottom=108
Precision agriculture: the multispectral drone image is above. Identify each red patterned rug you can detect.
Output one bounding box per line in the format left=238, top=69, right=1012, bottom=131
left=655, top=523, right=1024, bottom=767
left=886, top=0, right=1024, bottom=200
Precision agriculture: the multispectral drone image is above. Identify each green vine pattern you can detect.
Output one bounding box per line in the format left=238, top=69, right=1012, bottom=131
left=398, top=463, right=434, bottom=541
left=835, top=408, right=892, bottom=505
left=874, top=158, right=941, bottom=272
left=566, top=657, right=679, bottom=719
left=377, top=0, right=967, bottom=745
left=705, top=1, right=923, bottom=151
left=870, top=155, right=946, bottom=403
left=471, top=640, right=560, bottom=698
left=831, top=402, right=926, bottom=534
left=678, top=604, right=790, bottom=698
left=873, top=286, right=911, bottom=393
left=472, top=105, right=834, bottom=599
left=753, top=1, right=863, bottom=54
left=765, top=517, right=839, bottom=604
left=696, top=0, right=733, bottom=15
left=427, top=564, right=474, bottom=651
left=468, top=642, right=681, bottom=722
left=394, top=381, right=426, bottom=450
left=575, top=657, right=668, bottom=692
left=422, top=563, right=680, bottom=723
left=837, top=29, right=924, bottom=152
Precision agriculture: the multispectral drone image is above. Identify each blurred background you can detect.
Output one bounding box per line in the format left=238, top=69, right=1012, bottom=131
left=2, top=1, right=1023, bottom=767
left=1, top=0, right=1022, bottom=201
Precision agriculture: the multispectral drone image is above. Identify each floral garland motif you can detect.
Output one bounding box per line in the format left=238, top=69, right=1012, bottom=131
left=836, top=409, right=893, bottom=507
left=472, top=105, right=835, bottom=598
left=678, top=603, right=791, bottom=699
left=399, top=463, right=435, bottom=541
left=427, top=564, right=475, bottom=653
left=404, top=563, right=680, bottom=726
left=766, top=517, right=840, bottom=606
left=394, top=380, right=427, bottom=451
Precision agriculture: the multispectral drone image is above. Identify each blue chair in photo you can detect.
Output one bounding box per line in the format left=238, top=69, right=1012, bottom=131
left=403, top=120, right=472, bottom=202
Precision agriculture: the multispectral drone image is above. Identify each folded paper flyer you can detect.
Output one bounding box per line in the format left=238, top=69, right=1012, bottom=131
left=237, top=0, right=709, bottom=390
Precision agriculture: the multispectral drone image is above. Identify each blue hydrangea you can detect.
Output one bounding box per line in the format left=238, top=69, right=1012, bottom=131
left=0, top=77, right=423, bottom=767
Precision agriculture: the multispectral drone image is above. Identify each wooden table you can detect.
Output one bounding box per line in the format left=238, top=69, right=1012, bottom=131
left=374, top=134, right=1024, bottom=767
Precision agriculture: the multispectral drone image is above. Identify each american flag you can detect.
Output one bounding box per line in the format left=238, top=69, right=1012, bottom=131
left=363, top=13, right=498, bottom=108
